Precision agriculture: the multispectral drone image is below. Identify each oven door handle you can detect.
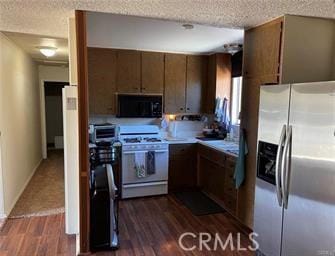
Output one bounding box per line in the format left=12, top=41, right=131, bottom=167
left=123, top=150, right=168, bottom=154
left=123, top=181, right=168, bottom=188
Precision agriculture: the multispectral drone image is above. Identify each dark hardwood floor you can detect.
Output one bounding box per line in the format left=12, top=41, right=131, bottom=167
left=94, top=195, right=254, bottom=256
left=0, top=213, right=75, bottom=255
left=0, top=195, right=254, bottom=256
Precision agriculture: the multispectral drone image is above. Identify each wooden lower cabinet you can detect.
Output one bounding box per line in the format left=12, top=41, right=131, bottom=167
left=168, top=144, right=197, bottom=191
left=197, top=144, right=238, bottom=216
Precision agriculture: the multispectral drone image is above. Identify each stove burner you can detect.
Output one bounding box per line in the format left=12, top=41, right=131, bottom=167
left=124, top=138, right=141, bottom=143
left=144, top=138, right=162, bottom=142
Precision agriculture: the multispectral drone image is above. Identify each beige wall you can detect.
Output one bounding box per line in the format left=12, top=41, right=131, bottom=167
left=0, top=32, right=42, bottom=216
left=39, top=65, right=69, bottom=82
left=282, top=15, right=335, bottom=83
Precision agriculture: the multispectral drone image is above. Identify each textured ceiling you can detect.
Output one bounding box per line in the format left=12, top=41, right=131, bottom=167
left=0, top=0, right=334, bottom=39
left=86, top=12, right=244, bottom=54
left=3, top=31, right=68, bottom=63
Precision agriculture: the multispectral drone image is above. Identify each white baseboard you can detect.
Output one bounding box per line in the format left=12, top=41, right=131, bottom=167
left=6, top=158, right=43, bottom=216
left=76, top=233, right=80, bottom=255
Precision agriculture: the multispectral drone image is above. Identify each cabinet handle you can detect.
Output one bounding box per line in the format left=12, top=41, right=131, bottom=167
left=142, top=87, right=146, bottom=90
left=180, top=107, right=184, bottom=110
left=134, top=87, right=139, bottom=90
left=187, top=108, right=190, bottom=111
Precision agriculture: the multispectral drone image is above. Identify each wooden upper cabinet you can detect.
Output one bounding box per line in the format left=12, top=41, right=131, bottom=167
left=164, top=54, right=187, bottom=113
left=141, top=52, right=164, bottom=94
left=204, top=54, right=217, bottom=114
left=243, top=18, right=283, bottom=78
left=87, top=47, right=117, bottom=115
left=204, top=53, right=231, bottom=114
left=116, top=50, right=141, bottom=93
left=186, top=55, right=207, bottom=113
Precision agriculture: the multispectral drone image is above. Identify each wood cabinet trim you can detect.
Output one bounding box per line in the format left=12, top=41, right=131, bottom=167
left=245, top=16, right=284, bottom=31
left=75, top=10, right=90, bottom=254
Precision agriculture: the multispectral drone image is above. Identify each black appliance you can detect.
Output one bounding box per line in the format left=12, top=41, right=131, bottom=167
left=90, top=141, right=120, bottom=251
left=257, top=141, right=278, bottom=185
left=117, top=94, right=162, bottom=118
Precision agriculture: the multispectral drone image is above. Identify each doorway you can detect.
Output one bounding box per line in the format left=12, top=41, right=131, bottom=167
left=44, top=81, right=69, bottom=150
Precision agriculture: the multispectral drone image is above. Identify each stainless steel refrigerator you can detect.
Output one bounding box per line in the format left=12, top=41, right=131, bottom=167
left=254, top=81, right=335, bottom=256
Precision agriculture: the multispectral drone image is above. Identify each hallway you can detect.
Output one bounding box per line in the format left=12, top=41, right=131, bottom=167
left=9, top=150, right=65, bottom=218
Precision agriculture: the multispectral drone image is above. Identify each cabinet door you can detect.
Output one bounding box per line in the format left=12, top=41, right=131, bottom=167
left=244, top=18, right=283, bottom=78
left=223, top=158, right=237, bottom=214
left=204, top=54, right=217, bottom=114
left=198, top=156, right=226, bottom=201
left=116, top=50, right=141, bottom=93
left=168, top=144, right=197, bottom=191
left=164, top=54, right=187, bottom=113
left=88, top=48, right=117, bottom=115
left=186, top=55, right=207, bottom=113
left=141, top=52, right=164, bottom=94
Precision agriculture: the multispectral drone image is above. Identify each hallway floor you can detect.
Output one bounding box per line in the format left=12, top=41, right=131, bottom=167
left=9, top=150, right=65, bottom=218
left=0, top=213, right=75, bottom=255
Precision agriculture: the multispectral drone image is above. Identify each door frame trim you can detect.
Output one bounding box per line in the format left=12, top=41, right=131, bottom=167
left=75, top=10, right=90, bottom=254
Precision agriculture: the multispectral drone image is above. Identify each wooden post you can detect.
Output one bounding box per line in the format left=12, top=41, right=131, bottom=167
left=75, top=10, right=90, bottom=254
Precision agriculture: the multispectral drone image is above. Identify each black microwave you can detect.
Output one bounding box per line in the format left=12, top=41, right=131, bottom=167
left=117, top=94, right=162, bottom=118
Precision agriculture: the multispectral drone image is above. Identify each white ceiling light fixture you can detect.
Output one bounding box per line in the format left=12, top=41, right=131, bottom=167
left=37, top=46, right=57, bottom=57
left=222, top=43, right=242, bottom=55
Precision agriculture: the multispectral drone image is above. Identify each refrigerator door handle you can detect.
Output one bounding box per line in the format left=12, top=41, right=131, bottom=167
left=281, top=125, right=292, bottom=209
left=275, top=124, right=286, bottom=206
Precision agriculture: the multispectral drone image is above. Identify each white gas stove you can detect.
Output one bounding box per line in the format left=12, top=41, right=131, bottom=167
left=118, top=125, right=168, bottom=198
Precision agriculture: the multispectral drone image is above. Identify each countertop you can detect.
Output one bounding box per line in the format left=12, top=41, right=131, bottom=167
left=164, top=136, right=239, bottom=157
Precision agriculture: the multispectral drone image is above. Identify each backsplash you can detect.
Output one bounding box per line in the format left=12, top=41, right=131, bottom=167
left=89, top=114, right=207, bottom=139
left=89, top=115, right=161, bottom=126
left=167, top=120, right=205, bottom=138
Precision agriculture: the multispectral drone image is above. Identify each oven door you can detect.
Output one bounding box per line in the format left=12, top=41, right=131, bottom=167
left=122, top=149, right=168, bottom=184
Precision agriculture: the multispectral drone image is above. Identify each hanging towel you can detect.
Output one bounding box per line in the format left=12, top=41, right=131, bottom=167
left=214, top=97, right=223, bottom=121
left=146, top=151, right=156, bottom=175
left=221, top=97, right=231, bottom=131
left=234, top=129, right=248, bottom=188
left=134, top=152, right=146, bottom=178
